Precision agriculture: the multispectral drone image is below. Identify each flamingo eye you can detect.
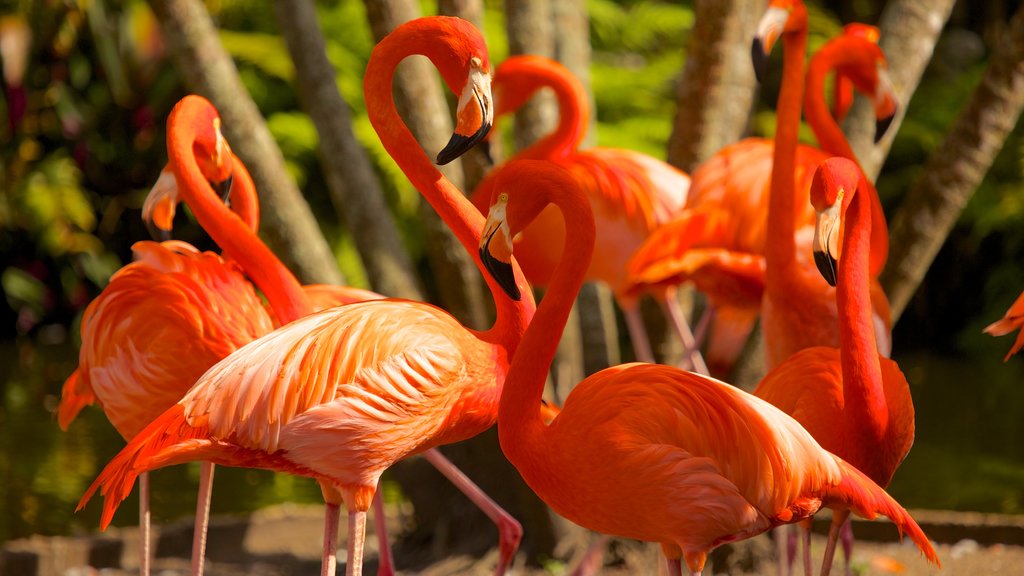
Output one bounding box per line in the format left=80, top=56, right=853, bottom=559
left=498, top=193, right=509, bottom=203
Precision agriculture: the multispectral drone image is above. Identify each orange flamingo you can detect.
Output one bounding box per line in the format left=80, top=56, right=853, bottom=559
left=754, top=157, right=917, bottom=576
left=58, top=101, right=319, bottom=575
left=830, top=23, right=881, bottom=123
left=476, top=158, right=939, bottom=576
left=78, top=17, right=537, bottom=576
left=626, top=23, right=892, bottom=376
left=985, top=291, right=1024, bottom=360
left=468, top=54, right=699, bottom=368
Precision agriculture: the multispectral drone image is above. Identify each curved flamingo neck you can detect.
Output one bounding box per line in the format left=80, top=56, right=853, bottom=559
left=506, top=61, right=589, bottom=160
left=765, top=24, right=808, bottom=287
left=804, top=54, right=859, bottom=162
left=838, top=182, right=887, bottom=443
left=228, top=154, right=260, bottom=233
left=167, top=105, right=311, bottom=324
left=364, top=25, right=530, bottom=350
left=499, top=185, right=595, bottom=464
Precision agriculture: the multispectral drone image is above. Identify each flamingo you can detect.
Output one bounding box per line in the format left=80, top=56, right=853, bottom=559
left=626, top=21, right=893, bottom=376
left=468, top=54, right=699, bottom=368
left=830, top=23, right=881, bottom=123
left=58, top=100, right=321, bottom=576
left=77, top=16, right=539, bottom=576
left=754, top=157, right=917, bottom=576
left=476, top=158, right=939, bottom=576
left=752, top=0, right=895, bottom=374
left=985, top=291, right=1024, bottom=360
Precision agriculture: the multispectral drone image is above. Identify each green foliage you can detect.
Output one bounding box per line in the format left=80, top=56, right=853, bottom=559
left=10, top=152, right=100, bottom=257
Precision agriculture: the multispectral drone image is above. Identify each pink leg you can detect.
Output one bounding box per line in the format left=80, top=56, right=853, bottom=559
left=839, top=517, right=854, bottom=576
left=661, top=297, right=710, bottom=375
left=775, top=526, right=790, bottom=576
left=139, top=471, right=151, bottom=576
left=801, top=523, right=812, bottom=576
left=664, top=554, right=684, bottom=576
left=346, top=510, right=367, bottom=576
left=191, top=462, right=215, bottom=576
left=423, top=449, right=521, bottom=576
left=569, top=534, right=609, bottom=576
left=323, top=502, right=341, bottom=576
left=818, top=510, right=850, bottom=576
left=691, top=306, right=713, bottom=352
left=371, top=491, right=395, bottom=576
left=622, top=306, right=656, bottom=363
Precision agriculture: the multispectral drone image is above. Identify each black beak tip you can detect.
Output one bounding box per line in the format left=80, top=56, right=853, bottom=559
left=146, top=221, right=172, bottom=242
left=479, top=247, right=521, bottom=301
left=214, top=175, right=234, bottom=205
left=751, top=39, right=767, bottom=84
left=813, top=250, right=838, bottom=287
left=436, top=122, right=492, bottom=166
left=875, top=113, right=895, bottom=144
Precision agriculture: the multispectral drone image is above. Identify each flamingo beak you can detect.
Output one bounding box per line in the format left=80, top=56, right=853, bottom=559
left=752, top=7, right=788, bottom=83
left=215, top=174, right=234, bottom=206
left=479, top=194, right=520, bottom=301
left=873, top=64, right=898, bottom=144
left=812, top=199, right=843, bottom=287
left=438, top=58, right=493, bottom=165
left=142, top=166, right=179, bottom=241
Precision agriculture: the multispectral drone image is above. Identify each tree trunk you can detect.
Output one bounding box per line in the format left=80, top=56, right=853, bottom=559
left=364, top=0, right=489, bottom=329
left=667, top=0, right=763, bottom=173
left=844, top=0, right=957, bottom=181
left=275, top=0, right=421, bottom=299
left=505, top=0, right=559, bottom=148
left=148, top=0, right=343, bottom=285
left=881, top=3, right=1024, bottom=322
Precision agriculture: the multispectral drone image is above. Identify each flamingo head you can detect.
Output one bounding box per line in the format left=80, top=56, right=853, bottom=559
left=830, top=40, right=898, bottom=143
left=809, top=157, right=861, bottom=286
left=480, top=160, right=582, bottom=301
left=432, top=18, right=493, bottom=165
left=752, top=0, right=807, bottom=83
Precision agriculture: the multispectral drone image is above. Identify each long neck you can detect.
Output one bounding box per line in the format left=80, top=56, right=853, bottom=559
left=765, top=26, right=808, bottom=287
left=837, top=184, right=887, bottom=442
left=499, top=189, right=595, bottom=462
left=228, top=153, right=260, bottom=233
left=517, top=69, right=589, bottom=160
left=804, top=57, right=888, bottom=276
left=364, top=36, right=530, bottom=350
left=168, top=127, right=311, bottom=325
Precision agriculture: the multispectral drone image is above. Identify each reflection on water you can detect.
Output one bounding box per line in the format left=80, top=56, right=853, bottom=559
left=2, top=331, right=1023, bottom=543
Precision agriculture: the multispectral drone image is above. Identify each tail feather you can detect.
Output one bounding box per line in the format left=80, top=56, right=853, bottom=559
left=824, top=458, right=940, bottom=567
left=57, top=370, right=95, bottom=430
left=77, top=404, right=211, bottom=530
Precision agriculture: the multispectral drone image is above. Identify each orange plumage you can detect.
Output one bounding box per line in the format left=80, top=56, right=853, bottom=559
left=470, top=54, right=692, bottom=364
left=985, top=291, right=1024, bottom=361
left=477, top=159, right=938, bottom=575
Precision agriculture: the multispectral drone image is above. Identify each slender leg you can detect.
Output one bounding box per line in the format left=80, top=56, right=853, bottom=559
left=569, top=534, right=609, bottom=576
left=691, top=306, right=713, bottom=351
left=661, top=296, right=710, bottom=375
left=839, top=517, right=854, bottom=576
left=622, top=306, right=656, bottom=363
left=346, top=510, right=367, bottom=576
left=139, top=471, right=151, bottom=576
left=323, top=502, right=341, bottom=576
left=775, top=526, right=790, bottom=576
left=423, top=449, right=521, bottom=576
left=190, top=462, right=215, bottom=576
left=818, top=510, right=850, bottom=576
left=801, top=523, right=812, bottom=576
left=371, top=491, right=395, bottom=576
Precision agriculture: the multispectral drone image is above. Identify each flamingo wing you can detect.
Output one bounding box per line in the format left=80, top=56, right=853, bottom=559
left=985, top=291, right=1024, bottom=360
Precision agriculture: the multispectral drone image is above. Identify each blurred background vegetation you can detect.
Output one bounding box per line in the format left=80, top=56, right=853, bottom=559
left=0, top=0, right=1022, bottom=550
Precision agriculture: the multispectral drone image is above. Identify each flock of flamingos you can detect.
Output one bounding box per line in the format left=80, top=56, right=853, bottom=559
left=54, top=1, right=1024, bottom=575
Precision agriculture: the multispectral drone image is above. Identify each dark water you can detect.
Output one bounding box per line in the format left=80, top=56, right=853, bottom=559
left=2, top=331, right=1023, bottom=544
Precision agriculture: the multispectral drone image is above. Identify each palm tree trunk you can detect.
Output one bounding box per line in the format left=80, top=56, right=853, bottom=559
left=148, top=0, right=344, bottom=285
left=881, top=3, right=1024, bottom=322
left=276, top=0, right=422, bottom=299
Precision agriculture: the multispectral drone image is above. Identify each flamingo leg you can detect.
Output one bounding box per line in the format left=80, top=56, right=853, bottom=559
left=818, top=510, right=850, bottom=576
left=139, top=471, right=151, bottom=576
left=622, top=305, right=656, bottom=363
left=371, top=490, right=395, bottom=576
left=661, top=296, right=710, bottom=375
left=839, top=517, right=854, bottom=576
left=775, top=526, right=791, bottom=576
left=568, top=533, right=609, bottom=576
left=346, top=509, right=367, bottom=576
left=801, top=523, right=812, bottom=576
left=190, top=462, right=215, bottom=576
left=422, top=448, right=522, bottom=576
left=323, top=502, right=341, bottom=576
left=690, top=306, right=713, bottom=352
